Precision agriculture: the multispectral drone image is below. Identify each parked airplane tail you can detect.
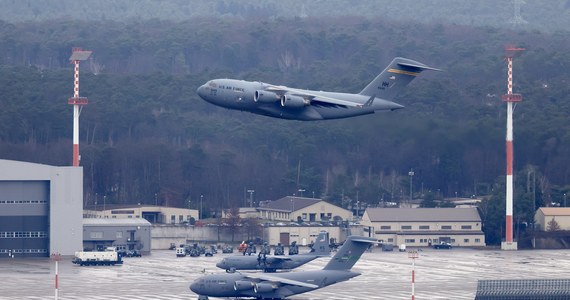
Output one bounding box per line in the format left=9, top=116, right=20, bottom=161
left=304, top=231, right=330, bottom=256
left=323, top=236, right=376, bottom=271
left=359, top=57, right=441, bottom=100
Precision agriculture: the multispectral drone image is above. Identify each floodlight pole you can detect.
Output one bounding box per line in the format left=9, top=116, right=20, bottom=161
left=68, top=47, right=92, bottom=166
left=501, top=46, right=524, bottom=251
left=408, top=250, right=419, bottom=300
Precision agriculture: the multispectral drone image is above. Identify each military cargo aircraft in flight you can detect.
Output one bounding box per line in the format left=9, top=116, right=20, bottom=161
left=216, top=231, right=330, bottom=273
left=189, top=235, right=376, bottom=300
left=196, top=57, right=439, bottom=121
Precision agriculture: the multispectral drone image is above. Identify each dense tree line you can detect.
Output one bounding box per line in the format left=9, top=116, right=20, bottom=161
left=1, top=0, right=569, bottom=32
left=0, top=16, right=569, bottom=244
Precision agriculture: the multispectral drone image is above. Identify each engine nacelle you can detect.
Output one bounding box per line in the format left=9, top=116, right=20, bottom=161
left=234, top=280, right=254, bottom=291
left=254, top=90, right=279, bottom=103
left=280, top=94, right=308, bottom=108
left=254, top=282, right=278, bottom=293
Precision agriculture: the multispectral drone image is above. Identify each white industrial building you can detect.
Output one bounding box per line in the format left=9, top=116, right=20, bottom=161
left=0, top=159, right=83, bottom=257
left=361, top=207, right=486, bottom=247
left=535, top=207, right=570, bottom=231
left=257, top=196, right=353, bottom=223
left=84, top=205, right=198, bottom=224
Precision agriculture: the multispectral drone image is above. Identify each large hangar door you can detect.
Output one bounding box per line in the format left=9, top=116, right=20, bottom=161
left=0, top=181, right=49, bottom=258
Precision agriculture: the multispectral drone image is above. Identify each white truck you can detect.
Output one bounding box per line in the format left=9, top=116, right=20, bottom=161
left=72, top=247, right=123, bottom=266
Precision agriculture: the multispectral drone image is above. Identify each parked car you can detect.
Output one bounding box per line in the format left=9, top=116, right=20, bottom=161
left=126, top=250, right=142, bottom=257
left=434, top=242, right=452, bottom=249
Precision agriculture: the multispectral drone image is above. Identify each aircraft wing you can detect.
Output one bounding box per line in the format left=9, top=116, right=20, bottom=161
left=266, top=255, right=293, bottom=263
left=266, top=85, right=367, bottom=108
left=242, top=272, right=319, bottom=289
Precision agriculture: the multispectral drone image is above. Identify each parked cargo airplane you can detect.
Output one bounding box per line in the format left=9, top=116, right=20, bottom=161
left=196, top=57, right=439, bottom=121
left=216, top=231, right=330, bottom=273
left=189, top=235, right=376, bottom=300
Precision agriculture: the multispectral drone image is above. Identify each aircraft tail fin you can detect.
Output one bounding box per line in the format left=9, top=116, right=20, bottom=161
left=305, top=231, right=330, bottom=256
left=359, top=57, right=440, bottom=100
left=323, top=235, right=376, bottom=271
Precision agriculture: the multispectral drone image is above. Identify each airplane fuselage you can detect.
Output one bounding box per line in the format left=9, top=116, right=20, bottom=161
left=190, top=270, right=360, bottom=299
left=216, top=254, right=318, bottom=272
left=197, top=79, right=402, bottom=121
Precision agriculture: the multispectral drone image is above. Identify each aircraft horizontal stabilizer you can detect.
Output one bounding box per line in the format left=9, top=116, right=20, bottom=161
left=397, top=61, right=442, bottom=72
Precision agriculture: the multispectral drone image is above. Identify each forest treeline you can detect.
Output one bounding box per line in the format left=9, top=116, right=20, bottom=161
left=1, top=0, right=570, bottom=32
left=0, top=16, right=569, bottom=244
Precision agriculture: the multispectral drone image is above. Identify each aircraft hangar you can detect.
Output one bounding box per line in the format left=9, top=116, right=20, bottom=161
left=0, top=159, right=83, bottom=257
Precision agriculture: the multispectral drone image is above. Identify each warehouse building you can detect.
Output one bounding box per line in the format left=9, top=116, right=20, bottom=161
left=82, top=218, right=152, bottom=254
left=361, top=207, right=486, bottom=247
left=84, top=205, right=198, bottom=224
left=535, top=207, right=570, bottom=231
left=0, top=159, right=83, bottom=257
left=257, top=196, right=353, bottom=223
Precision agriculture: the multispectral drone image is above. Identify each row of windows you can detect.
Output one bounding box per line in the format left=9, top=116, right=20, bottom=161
left=378, top=225, right=473, bottom=231
left=0, top=249, right=48, bottom=253
left=170, top=215, right=193, bottom=223
left=0, top=200, right=47, bottom=204
left=404, top=238, right=482, bottom=244
left=0, top=232, right=48, bottom=238
left=90, top=231, right=129, bottom=239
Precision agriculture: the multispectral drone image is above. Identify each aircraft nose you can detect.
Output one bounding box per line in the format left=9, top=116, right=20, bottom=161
left=216, top=259, right=225, bottom=269
left=190, top=281, right=200, bottom=293
left=196, top=85, right=207, bottom=98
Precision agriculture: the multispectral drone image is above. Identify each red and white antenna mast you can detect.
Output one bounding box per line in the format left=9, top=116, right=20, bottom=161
left=68, top=47, right=92, bottom=167
left=501, top=46, right=524, bottom=251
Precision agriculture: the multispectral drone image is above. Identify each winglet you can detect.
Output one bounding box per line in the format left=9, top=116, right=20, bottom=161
left=323, top=235, right=376, bottom=271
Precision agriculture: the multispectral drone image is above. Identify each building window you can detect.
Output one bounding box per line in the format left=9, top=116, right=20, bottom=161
left=90, top=232, right=103, bottom=239
left=401, top=225, right=412, bottom=230
left=461, top=225, right=472, bottom=230
left=179, top=215, right=184, bottom=223
left=419, top=225, right=430, bottom=230
left=171, top=215, right=176, bottom=224
left=302, top=213, right=307, bottom=220
left=464, top=239, right=469, bottom=243
left=116, top=231, right=123, bottom=238
left=441, top=225, right=452, bottom=230
left=405, top=239, right=415, bottom=243
left=380, top=225, right=391, bottom=230
left=475, top=238, right=481, bottom=243
left=128, top=215, right=132, bottom=218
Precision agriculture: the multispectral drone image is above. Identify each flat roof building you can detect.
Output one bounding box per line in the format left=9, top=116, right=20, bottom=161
left=361, top=207, right=485, bottom=247
left=0, top=159, right=83, bottom=257
left=83, top=218, right=152, bottom=254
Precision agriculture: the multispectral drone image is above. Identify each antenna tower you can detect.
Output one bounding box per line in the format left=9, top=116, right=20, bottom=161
left=68, top=47, right=92, bottom=166
left=501, top=46, right=524, bottom=251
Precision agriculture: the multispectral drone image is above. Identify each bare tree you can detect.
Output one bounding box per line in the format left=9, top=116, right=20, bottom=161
left=547, top=217, right=561, bottom=232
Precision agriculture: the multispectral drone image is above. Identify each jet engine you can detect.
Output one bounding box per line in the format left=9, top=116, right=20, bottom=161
left=280, top=94, right=308, bottom=108
left=234, top=280, right=254, bottom=291
left=254, top=282, right=279, bottom=293
left=254, top=90, right=279, bottom=103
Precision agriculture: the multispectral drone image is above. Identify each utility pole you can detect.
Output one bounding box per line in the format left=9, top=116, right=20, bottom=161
left=408, top=169, right=415, bottom=207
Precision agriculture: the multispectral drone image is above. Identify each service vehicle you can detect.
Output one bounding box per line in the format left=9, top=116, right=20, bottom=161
left=72, top=247, right=123, bottom=266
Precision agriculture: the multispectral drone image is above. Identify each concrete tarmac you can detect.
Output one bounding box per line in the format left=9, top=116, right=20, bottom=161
left=1, top=247, right=569, bottom=299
